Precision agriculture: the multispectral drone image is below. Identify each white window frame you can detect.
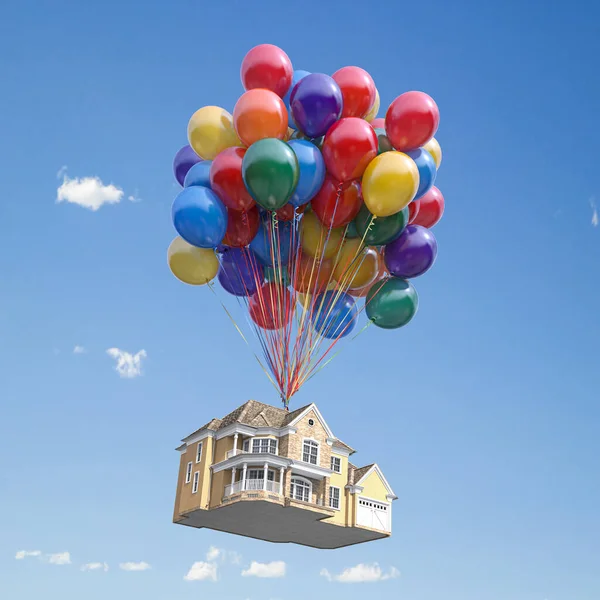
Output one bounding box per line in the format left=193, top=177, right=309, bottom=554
left=329, top=485, right=341, bottom=510
left=192, top=471, right=200, bottom=494
left=185, top=461, right=193, bottom=484
left=290, top=476, right=312, bottom=503
left=247, top=468, right=275, bottom=481
left=330, top=456, right=341, bottom=473
left=302, top=438, right=320, bottom=466
left=196, top=442, right=203, bottom=463
left=243, top=437, right=278, bottom=455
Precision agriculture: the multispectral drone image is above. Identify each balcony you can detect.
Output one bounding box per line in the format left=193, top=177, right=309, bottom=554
left=224, top=479, right=280, bottom=496
left=226, top=448, right=250, bottom=459
left=226, top=447, right=278, bottom=459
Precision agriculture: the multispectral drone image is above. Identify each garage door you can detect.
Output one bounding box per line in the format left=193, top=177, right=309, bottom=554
left=356, top=497, right=390, bottom=532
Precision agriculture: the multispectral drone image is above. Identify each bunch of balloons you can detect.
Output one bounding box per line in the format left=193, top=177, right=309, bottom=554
left=168, top=44, right=444, bottom=406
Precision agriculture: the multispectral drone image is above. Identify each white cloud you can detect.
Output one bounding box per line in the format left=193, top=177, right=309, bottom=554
left=81, top=562, right=109, bottom=572
left=57, top=175, right=124, bottom=211
left=106, top=348, right=147, bottom=378
left=320, top=563, right=399, bottom=583
left=590, top=197, right=598, bottom=227
left=119, top=561, right=151, bottom=571
left=241, top=561, right=286, bottom=578
left=206, top=546, right=221, bottom=561
left=73, top=345, right=86, bottom=354
left=15, top=550, right=41, bottom=560
left=56, top=165, right=68, bottom=179
left=47, top=552, right=72, bottom=565
left=184, top=561, right=218, bottom=582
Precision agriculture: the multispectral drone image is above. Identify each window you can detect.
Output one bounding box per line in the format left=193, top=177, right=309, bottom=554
left=331, top=456, right=341, bottom=473
left=196, top=442, right=203, bottom=463
left=192, top=472, right=200, bottom=493
left=243, top=438, right=277, bottom=455
left=302, top=440, right=319, bottom=465
left=185, top=461, right=193, bottom=484
left=308, top=418, right=314, bottom=426
left=290, top=477, right=311, bottom=503
left=329, top=486, right=340, bottom=510
left=247, top=469, right=275, bottom=481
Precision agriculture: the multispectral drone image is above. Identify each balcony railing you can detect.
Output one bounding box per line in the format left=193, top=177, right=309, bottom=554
left=224, top=479, right=279, bottom=497
left=225, top=448, right=279, bottom=459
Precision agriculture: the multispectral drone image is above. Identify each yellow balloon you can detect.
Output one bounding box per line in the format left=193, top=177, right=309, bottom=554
left=423, top=137, right=442, bottom=169
left=284, top=127, right=294, bottom=141
left=364, top=89, right=380, bottom=122
left=168, top=237, right=219, bottom=285
left=300, top=211, right=344, bottom=260
left=362, top=151, right=419, bottom=217
left=333, top=239, right=379, bottom=289
left=187, top=106, right=241, bottom=160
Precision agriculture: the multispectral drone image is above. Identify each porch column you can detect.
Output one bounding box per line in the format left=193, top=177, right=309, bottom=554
left=233, top=433, right=239, bottom=456
left=231, top=467, right=236, bottom=485
left=279, top=467, right=285, bottom=495
left=242, top=463, right=247, bottom=491
left=263, top=462, right=268, bottom=491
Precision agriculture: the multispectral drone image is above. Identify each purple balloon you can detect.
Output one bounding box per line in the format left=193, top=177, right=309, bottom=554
left=173, top=145, right=202, bottom=186
left=290, top=73, right=343, bottom=138
left=384, top=225, right=437, bottom=278
left=218, top=248, right=263, bottom=297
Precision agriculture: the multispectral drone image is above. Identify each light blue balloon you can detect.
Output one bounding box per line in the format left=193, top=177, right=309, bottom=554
left=284, top=69, right=311, bottom=129
left=171, top=186, right=227, bottom=249
left=287, top=139, right=326, bottom=207
left=312, top=291, right=358, bottom=339
left=406, top=148, right=437, bottom=200
left=249, top=215, right=293, bottom=266
left=184, top=160, right=212, bottom=188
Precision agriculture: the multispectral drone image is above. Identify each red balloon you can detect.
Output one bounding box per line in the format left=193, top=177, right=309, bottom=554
left=240, top=44, right=293, bottom=98
left=370, top=117, right=385, bottom=129
left=411, top=186, right=444, bottom=228
left=223, top=205, right=260, bottom=247
left=249, top=282, right=293, bottom=330
left=408, top=200, right=420, bottom=224
left=311, top=176, right=363, bottom=228
left=332, top=66, right=376, bottom=119
left=385, top=91, right=440, bottom=151
left=210, top=147, right=255, bottom=212
left=322, top=118, right=378, bottom=183
left=275, top=203, right=296, bottom=221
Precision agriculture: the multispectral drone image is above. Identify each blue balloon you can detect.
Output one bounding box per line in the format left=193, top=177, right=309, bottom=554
left=184, top=161, right=212, bottom=188
left=287, top=140, right=326, bottom=207
left=312, top=291, right=358, bottom=339
left=406, top=148, right=437, bottom=200
left=249, top=216, right=294, bottom=266
left=283, top=69, right=311, bottom=129
left=171, top=186, right=227, bottom=249
left=218, top=248, right=262, bottom=296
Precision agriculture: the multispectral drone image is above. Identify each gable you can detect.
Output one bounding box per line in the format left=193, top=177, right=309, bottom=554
left=288, top=404, right=334, bottom=438
left=354, top=464, right=396, bottom=500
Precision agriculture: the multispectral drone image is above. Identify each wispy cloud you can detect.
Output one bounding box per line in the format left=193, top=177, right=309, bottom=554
left=184, top=561, right=218, bottom=582
left=81, top=562, right=109, bottom=572
left=56, top=165, right=68, bottom=180
left=106, top=348, right=147, bottom=378
left=206, top=546, right=221, bottom=561
left=46, top=552, right=72, bottom=566
left=590, top=197, right=598, bottom=227
left=57, top=174, right=124, bottom=211
left=228, top=551, right=242, bottom=565
left=73, top=345, right=86, bottom=354
left=320, top=563, right=399, bottom=583
left=119, top=561, right=151, bottom=571
left=241, top=561, right=286, bottom=578
left=15, top=550, right=41, bottom=560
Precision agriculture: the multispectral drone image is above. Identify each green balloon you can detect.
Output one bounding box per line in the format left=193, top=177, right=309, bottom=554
left=374, top=128, right=393, bottom=155
left=345, top=220, right=359, bottom=239
left=353, top=204, right=409, bottom=246
left=242, top=138, right=299, bottom=211
left=265, top=266, right=290, bottom=286
left=366, top=277, right=419, bottom=329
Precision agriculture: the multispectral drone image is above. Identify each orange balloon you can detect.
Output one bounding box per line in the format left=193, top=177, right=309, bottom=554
left=233, top=89, right=288, bottom=147
left=291, top=253, right=334, bottom=294
left=348, top=252, right=388, bottom=297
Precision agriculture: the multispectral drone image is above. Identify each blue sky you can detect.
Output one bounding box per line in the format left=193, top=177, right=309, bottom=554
left=1, top=0, right=599, bottom=598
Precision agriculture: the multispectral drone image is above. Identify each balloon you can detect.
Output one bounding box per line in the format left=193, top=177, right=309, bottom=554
left=218, top=248, right=262, bottom=296
left=222, top=205, right=260, bottom=248
left=249, top=282, right=293, bottom=330
left=411, top=186, right=444, bottom=228
left=241, top=44, right=293, bottom=98
left=188, top=106, right=241, bottom=160
left=167, top=236, right=219, bottom=285
left=423, top=137, right=442, bottom=169
left=408, top=200, right=420, bottom=223
left=348, top=256, right=387, bottom=297
left=287, top=139, right=326, bottom=207
left=333, top=238, right=379, bottom=289
left=373, top=128, right=393, bottom=154
left=265, top=265, right=291, bottom=286
left=173, top=145, right=202, bottom=186
left=284, top=70, right=311, bottom=128
left=406, top=148, right=437, bottom=200
left=346, top=220, right=359, bottom=238
left=275, top=203, right=296, bottom=221
left=209, top=147, right=255, bottom=212
left=322, top=118, right=378, bottom=183
left=385, top=92, right=440, bottom=152
left=184, top=160, right=212, bottom=188
left=233, top=89, right=288, bottom=147
left=249, top=216, right=293, bottom=266
left=242, top=138, right=299, bottom=211
left=366, top=277, right=418, bottom=329
left=364, top=89, right=380, bottom=122
left=370, top=117, right=385, bottom=129
left=291, top=253, right=334, bottom=293
left=354, top=203, right=409, bottom=246
left=384, top=225, right=437, bottom=278
left=311, top=177, right=362, bottom=228
left=290, top=73, right=343, bottom=138
left=362, top=151, right=419, bottom=217
left=172, top=186, right=228, bottom=249
left=332, top=66, right=376, bottom=119
left=300, top=211, right=344, bottom=259
left=312, top=291, right=357, bottom=338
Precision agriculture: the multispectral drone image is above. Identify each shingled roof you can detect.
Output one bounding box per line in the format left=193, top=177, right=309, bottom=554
left=352, top=464, right=375, bottom=483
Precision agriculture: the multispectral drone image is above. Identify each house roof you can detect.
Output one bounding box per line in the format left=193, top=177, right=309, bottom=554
left=352, top=464, right=375, bottom=483
left=331, top=438, right=355, bottom=454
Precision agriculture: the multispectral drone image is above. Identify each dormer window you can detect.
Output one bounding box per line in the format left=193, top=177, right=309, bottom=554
left=243, top=437, right=277, bottom=455
left=302, top=439, right=319, bottom=465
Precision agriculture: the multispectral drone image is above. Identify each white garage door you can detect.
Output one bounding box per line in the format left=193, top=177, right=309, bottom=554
left=357, top=497, right=390, bottom=532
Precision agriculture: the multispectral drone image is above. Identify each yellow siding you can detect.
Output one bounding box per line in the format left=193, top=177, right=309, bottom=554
left=359, top=469, right=389, bottom=502
left=326, top=451, right=348, bottom=525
